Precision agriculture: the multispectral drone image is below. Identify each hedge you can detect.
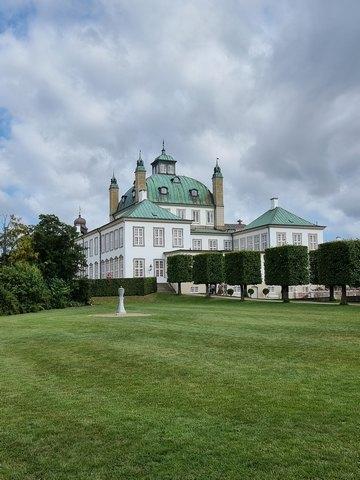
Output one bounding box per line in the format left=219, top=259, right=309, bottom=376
left=167, top=254, right=193, bottom=294
left=193, top=253, right=224, bottom=295
left=224, top=251, right=262, bottom=300
left=88, top=277, right=157, bottom=297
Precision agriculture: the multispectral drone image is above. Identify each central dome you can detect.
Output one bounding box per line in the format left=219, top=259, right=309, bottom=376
left=117, top=174, right=214, bottom=212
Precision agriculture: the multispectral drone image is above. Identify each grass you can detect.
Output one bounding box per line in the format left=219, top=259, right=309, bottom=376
left=0, top=294, right=359, bottom=480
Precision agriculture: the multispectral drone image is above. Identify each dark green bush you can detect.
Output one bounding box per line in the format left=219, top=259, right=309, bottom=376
left=224, top=251, right=262, bottom=300
left=0, top=262, right=49, bottom=313
left=227, top=288, right=234, bottom=296
left=262, top=288, right=270, bottom=297
left=47, top=278, right=71, bottom=309
left=193, top=253, right=224, bottom=295
left=0, top=284, right=20, bottom=315
left=248, top=288, right=254, bottom=297
left=167, top=255, right=193, bottom=294
left=71, top=277, right=91, bottom=304
left=89, top=277, right=157, bottom=297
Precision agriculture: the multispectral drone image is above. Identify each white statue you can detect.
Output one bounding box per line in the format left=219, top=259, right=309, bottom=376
left=116, top=286, right=126, bottom=315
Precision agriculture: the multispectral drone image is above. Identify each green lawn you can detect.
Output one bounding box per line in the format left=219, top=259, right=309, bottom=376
left=1, top=295, right=359, bottom=480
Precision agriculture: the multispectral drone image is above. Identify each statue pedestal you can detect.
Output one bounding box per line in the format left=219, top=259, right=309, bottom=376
left=116, top=286, right=127, bottom=315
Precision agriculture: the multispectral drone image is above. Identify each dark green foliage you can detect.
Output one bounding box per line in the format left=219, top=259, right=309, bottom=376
left=318, top=240, right=360, bottom=305
left=0, top=284, right=20, bottom=315
left=263, top=288, right=270, bottom=297
left=89, top=277, right=157, bottom=297
left=224, top=251, right=262, bottom=286
left=167, top=255, right=193, bottom=294
left=47, top=278, right=71, bottom=309
left=193, top=253, right=224, bottom=294
left=0, top=263, right=49, bottom=313
left=227, top=288, right=234, bottom=296
left=248, top=288, right=254, bottom=297
left=309, top=250, right=320, bottom=284
left=71, top=277, right=91, bottom=305
left=33, top=214, right=86, bottom=282
left=265, top=245, right=309, bottom=302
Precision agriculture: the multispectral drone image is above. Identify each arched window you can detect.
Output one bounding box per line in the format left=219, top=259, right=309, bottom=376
left=105, top=259, right=110, bottom=277
left=110, top=258, right=114, bottom=277
left=158, top=186, right=168, bottom=195
left=94, top=262, right=99, bottom=279
left=119, top=255, right=124, bottom=278
left=100, top=260, right=105, bottom=278
left=114, top=257, right=119, bottom=278
left=89, top=264, right=93, bottom=279
left=190, top=188, right=198, bottom=197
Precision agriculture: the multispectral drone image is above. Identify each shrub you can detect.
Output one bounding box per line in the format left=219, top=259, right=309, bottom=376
left=193, top=253, right=224, bottom=295
left=0, top=262, right=49, bottom=313
left=227, top=288, right=234, bottom=296
left=224, top=251, right=262, bottom=301
left=262, top=287, right=270, bottom=297
left=71, top=277, right=91, bottom=305
left=0, top=284, right=20, bottom=316
left=265, top=245, right=309, bottom=303
left=47, top=278, right=71, bottom=309
left=89, top=277, right=157, bottom=297
left=167, top=255, right=193, bottom=294
left=248, top=288, right=254, bottom=297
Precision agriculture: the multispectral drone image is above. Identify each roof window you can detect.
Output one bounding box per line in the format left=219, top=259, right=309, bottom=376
left=190, top=188, right=199, bottom=197
left=171, top=176, right=181, bottom=183
left=159, top=186, right=168, bottom=195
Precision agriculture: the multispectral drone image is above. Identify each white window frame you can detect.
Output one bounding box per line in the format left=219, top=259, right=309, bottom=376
left=119, top=256, right=124, bottom=278
left=209, top=239, right=218, bottom=251
left=154, top=259, right=165, bottom=278
left=292, top=233, right=302, bottom=246
left=133, top=258, right=145, bottom=277
left=119, top=227, right=124, bottom=248
left=101, top=235, right=105, bottom=254
left=246, top=236, right=253, bottom=250
left=94, top=262, right=98, bottom=279
left=308, top=233, right=318, bottom=250
left=206, top=210, right=214, bottom=224
left=84, top=241, right=88, bottom=257
left=276, top=232, right=287, bottom=246
left=240, top=238, right=246, bottom=250
left=261, top=233, right=268, bottom=251
left=89, top=239, right=93, bottom=257
left=192, top=239, right=202, bottom=250
left=172, top=228, right=183, bottom=248
left=254, top=235, right=260, bottom=251
left=176, top=209, right=186, bottom=219
left=153, top=227, right=165, bottom=247
left=94, top=237, right=99, bottom=255
left=223, top=240, right=232, bottom=251
left=192, top=210, right=200, bottom=224
left=114, top=229, right=119, bottom=249
left=133, top=226, right=145, bottom=246
left=105, top=233, right=110, bottom=252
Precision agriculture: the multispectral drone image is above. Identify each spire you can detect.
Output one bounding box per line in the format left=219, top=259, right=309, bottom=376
left=135, top=149, right=146, bottom=172
left=110, top=171, right=118, bottom=188
left=162, top=139, right=166, bottom=154
left=212, top=157, right=223, bottom=178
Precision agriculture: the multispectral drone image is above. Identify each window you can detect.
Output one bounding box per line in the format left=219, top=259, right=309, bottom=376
left=114, top=229, right=119, bottom=249
left=119, top=227, right=124, bottom=247
left=110, top=258, right=114, bottom=277
left=110, top=231, right=114, bottom=251
left=190, top=286, right=199, bottom=293
left=209, top=239, right=218, bottom=251
left=159, top=164, right=166, bottom=173
left=240, top=238, right=246, bottom=250
left=224, top=240, right=232, bottom=251
left=206, top=211, right=214, bottom=224
left=119, top=256, right=124, bottom=278
left=84, top=241, right=88, bottom=257
left=89, top=264, right=93, bottom=279
left=133, top=258, right=145, bottom=277
left=192, top=239, right=202, bottom=250
left=261, top=233, right=268, bottom=250
left=153, top=227, right=165, bottom=247
left=100, top=260, right=105, bottom=278
left=190, top=189, right=198, bottom=197
left=121, top=195, right=127, bottom=204
left=176, top=209, right=186, bottom=219
left=276, top=232, right=287, bottom=246
left=293, top=233, right=302, bottom=246
left=89, top=239, right=93, bottom=257
left=114, top=257, right=119, bottom=278
left=192, top=210, right=200, bottom=223
left=105, top=259, right=110, bottom=276
left=167, top=165, right=175, bottom=174
left=233, top=239, right=239, bottom=251
left=246, top=236, right=253, bottom=250
left=172, top=176, right=181, bottom=183
left=133, top=226, right=145, bottom=246
left=159, top=186, right=168, bottom=195
left=154, top=259, right=165, bottom=278
left=94, top=237, right=99, bottom=255
left=105, top=233, right=110, bottom=252
left=172, top=228, right=183, bottom=248
left=132, top=189, right=136, bottom=198
left=308, top=233, right=318, bottom=250
left=101, top=235, right=105, bottom=254
left=254, top=235, right=260, bottom=251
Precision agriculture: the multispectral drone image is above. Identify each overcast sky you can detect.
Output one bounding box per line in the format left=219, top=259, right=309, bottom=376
left=0, top=0, right=359, bottom=239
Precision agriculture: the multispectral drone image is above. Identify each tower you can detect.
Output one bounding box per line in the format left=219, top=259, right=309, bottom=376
left=212, top=158, right=224, bottom=229
left=109, top=173, right=119, bottom=221
left=134, top=150, right=147, bottom=202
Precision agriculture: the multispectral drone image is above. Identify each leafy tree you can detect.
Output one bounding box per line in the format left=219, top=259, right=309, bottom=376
left=262, top=288, right=270, bottom=297
left=0, top=284, right=20, bottom=315
left=309, top=249, right=335, bottom=301
left=33, top=214, right=86, bottom=282
left=265, top=245, right=309, bottom=303
left=224, top=251, right=262, bottom=301
left=247, top=288, right=254, bottom=297
left=193, top=253, right=224, bottom=296
left=167, top=254, right=193, bottom=294
left=0, top=215, right=32, bottom=264
left=318, top=240, right=360, bottom=305
left=227, top=288, right=234, bottom=296
left=9, top=235, right=38, bottom=264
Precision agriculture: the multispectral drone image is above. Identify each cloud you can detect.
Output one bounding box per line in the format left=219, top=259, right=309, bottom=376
left=0, top=0, right=359, bottom=238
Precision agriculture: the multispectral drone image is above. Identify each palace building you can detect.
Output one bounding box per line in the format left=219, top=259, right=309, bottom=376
left=75, top=143, right=325, bottom=297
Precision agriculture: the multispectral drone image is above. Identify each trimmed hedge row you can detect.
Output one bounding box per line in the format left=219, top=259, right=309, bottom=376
left=89, top=277, right=157, bottom=297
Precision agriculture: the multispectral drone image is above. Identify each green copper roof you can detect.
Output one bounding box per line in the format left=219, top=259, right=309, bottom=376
left=135, top=151, right=146, bottom=172
left=244, top=206, right=315, bottom=230
left=118, top=174, right=214, bottom=211
left=116, top=199, right=181, bottom=220
left=212, top=159, right=223, bottom=178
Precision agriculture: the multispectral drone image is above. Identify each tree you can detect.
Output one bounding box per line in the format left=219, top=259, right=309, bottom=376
left=167, top=254, right=193, bottom=294
left=248, top=288, right=254, bottom=298
left=0, top=215, right=31, bottom=264
left=33, top=214, right=86, bottom=282
left=265, top=245, right=309, bottom=303
left=309, top=249, right=335, bottom=301
left=193, top=253, right=224, bottom=296
left=262, top=288, right=270, bottom=298
left=317, top=240, right=360, bottom=305
left=224, top=251, right=262, bottom=301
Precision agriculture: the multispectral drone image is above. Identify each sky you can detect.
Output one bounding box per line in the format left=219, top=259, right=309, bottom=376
left=0, top=0, right=359, bottom=240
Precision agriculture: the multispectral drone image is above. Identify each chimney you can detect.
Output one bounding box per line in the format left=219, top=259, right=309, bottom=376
left=138, top=189, right=147, bottom=202
left=134, top=151, right=147, bottom=202
left=270, top=197, right=278, bottom=209
left=212, top=158, right=225, bottom=229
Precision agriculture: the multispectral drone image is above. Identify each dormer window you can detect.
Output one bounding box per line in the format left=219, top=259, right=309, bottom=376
left=121, top=195, right=127, bottom=203
left=190, top=188, right=198, bottom=198
left=159, top=186, right=168, bottom=195
left=132, top=189, right=136, bottom=198
left=171, top=176, right=181, bottom=183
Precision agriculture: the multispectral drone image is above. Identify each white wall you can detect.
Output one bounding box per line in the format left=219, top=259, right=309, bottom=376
left=189, top=233, right=232, bottom=251
left=268, top=226, right=324, bottom=248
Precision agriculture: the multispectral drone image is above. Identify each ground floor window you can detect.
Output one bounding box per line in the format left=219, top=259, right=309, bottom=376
left=223, top=240, right=232, bottom=250
left=133, top=258, right=145, bottom=277
left=101, top=260, right=105, bottom=278
left=209, top=239, right=218, bottom=250
left=192, top=239, right=202, bottom=250
left=154, top=259, right=165, bottom=278
left=94, top=262, right=99, bottom=279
